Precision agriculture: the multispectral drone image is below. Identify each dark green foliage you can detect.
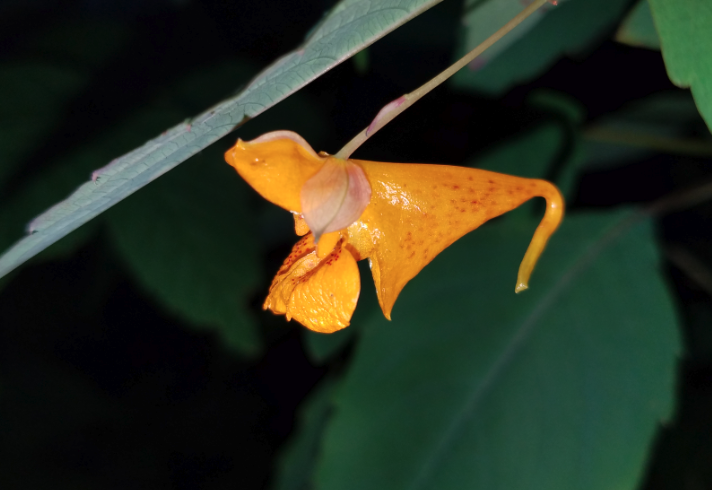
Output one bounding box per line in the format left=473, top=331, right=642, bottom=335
left=452, top=0, right=632, bottom=93
left=1, top=0, right=709, bottom=489
left=314, top=211, right=678, bottom=490
left=273, top=377, right=340, bottom=490
left=106, top=149, right=262, bottom=354
left=616, top=0, right=661, bottom=50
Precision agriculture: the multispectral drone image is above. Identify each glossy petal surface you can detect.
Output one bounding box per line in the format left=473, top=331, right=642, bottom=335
left=225, top=132, right=325, bottom=213
left=228, top=134, right=563, bottom=331
left=347, top=161, right=563, bottom=318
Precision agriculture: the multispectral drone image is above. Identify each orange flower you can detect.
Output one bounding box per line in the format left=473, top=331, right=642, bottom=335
left=225, top=131, right=564, bottom=333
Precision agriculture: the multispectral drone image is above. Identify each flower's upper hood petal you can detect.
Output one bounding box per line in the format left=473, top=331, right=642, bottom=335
left=225, top=131, right=324, bottom=213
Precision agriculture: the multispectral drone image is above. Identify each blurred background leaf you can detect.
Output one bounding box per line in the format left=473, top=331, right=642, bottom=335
left=106, top=149, right=263, bottom=355
left=0, top=63, right=84, bottom=188
left=272, top=376, right=339, bottom=490
left=455, top=0, right=549, bottom=79
left=452, top=0, right=632, bottom=95
left=615, top=0, right=661, bottom=51
left=0, top=19, right=129, bottom=189
left=582, top=90, right=712, bottom=169
left=315, top=210, right=679, bottom=490
left=648, top=0, right=712, bottom=133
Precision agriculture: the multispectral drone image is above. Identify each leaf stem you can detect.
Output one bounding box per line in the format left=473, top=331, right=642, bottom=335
left=583, top=126, right=712, bottom=158
left=335, top=0, right=552, bottom=160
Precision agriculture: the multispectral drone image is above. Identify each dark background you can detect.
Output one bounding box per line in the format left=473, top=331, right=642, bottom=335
left=1, top=0, right=710, bottom=488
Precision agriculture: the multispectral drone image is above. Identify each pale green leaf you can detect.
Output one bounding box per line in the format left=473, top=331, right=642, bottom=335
left=0, top=0, right=445, bottom=279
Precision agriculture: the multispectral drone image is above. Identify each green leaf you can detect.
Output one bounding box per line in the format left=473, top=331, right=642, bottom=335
left=106, top=144, right=262, bottom=355
left=456, top=0, right=550, bottom=75
left=615, top=0, right=661, bottom=50
left=304, top=315, right=358, bottom=365
left=0, top=0, right=445, bottom=280
left=583, top=90, right=712, bottom=167
left=648, top=0, right=712, bottom=133
left=24, top=19, right=130, bottom=68
left=352, top=48, right=370, bottom=75
left=474, top=124, right=562, bottom=177
left=0, top=20, right=129, bottom=191
left=452, top=0, right=631, bottom=94
left=315, top=210, right=679, bottom=490
left=0, top=63, right=85, bottom=190
left=272, top=378, right=339, bottom=490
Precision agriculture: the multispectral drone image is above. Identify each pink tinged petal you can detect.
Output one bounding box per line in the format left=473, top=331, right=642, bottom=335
left=300, top=158, right=371, bottom=241
left=246, top=130, right=319, bottom=158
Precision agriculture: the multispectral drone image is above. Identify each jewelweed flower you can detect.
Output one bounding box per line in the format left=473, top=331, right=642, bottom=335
left=225, top=131, right=564, bottom=333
